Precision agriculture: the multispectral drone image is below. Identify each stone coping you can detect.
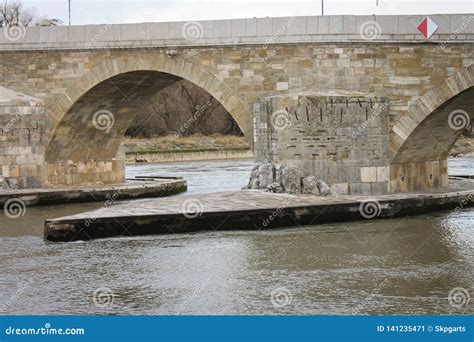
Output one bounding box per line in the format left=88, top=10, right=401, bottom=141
left=0, top=179, right=187, bottom=208
left=1, top=14, right=473, bottom=51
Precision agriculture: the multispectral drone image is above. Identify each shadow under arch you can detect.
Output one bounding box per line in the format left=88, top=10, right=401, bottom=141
left=44, top=56, right=251, bottom=187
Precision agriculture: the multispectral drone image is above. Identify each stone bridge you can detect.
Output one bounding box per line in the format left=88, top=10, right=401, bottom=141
left=0, top=14, right=473, bottom=194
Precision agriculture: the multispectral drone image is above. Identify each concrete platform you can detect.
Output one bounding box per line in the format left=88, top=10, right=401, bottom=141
left=0, top=178, right=187, bottom=208
left=44, top=179, right=474, bottom=242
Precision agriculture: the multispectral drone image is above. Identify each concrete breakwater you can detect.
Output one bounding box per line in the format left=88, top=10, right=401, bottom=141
left=125, top=147, right=253, bottom=164
left=0, top=178, right=187, bottom=208
left=44, top=179, right=474, bottom=242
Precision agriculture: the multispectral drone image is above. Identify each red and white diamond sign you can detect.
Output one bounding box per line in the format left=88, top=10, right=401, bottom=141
left=417, top=16, right=438, bottom=39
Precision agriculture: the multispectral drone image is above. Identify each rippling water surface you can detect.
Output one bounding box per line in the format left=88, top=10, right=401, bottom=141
left=0, top=158, right=473, bottom=315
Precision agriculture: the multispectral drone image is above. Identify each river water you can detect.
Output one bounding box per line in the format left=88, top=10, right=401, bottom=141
left=0, top=157, right=473, bottom=315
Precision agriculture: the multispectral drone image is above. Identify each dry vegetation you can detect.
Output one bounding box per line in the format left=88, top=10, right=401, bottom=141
left=125, top=80, right=242, bottom=138
left=122, top=134, right=250, bottom=153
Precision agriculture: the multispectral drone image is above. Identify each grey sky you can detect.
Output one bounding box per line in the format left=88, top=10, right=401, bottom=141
left=22, top=0, right=474, bottom=25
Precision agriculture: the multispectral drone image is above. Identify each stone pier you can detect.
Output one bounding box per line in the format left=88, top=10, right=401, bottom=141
left=249, top=92, right=390, bottom=195
left=0, top=86, right=47, bottom=189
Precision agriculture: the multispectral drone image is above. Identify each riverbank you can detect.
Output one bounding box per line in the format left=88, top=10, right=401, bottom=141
left=122, top=135, right=253, bottom=163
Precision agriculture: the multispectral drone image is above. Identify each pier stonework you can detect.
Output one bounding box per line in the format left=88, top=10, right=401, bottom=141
left=253, top=92, right=390, bottom=195
left=0, top=86, right=47, bottom=189
left=0, top=14, right=473, bottom=192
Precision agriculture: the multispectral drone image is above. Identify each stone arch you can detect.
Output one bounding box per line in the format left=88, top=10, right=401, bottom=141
left=390, top=65, right=474, bottom=161
left=44, top=55, right=251, bottom=187
left=389, top=65, right=473, bottom=192
left=51, top=54, right=251, bottom=140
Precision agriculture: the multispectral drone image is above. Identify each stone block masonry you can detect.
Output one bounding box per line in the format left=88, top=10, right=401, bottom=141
left=0, top=14, right=472, bottom=191
left=252, top=92, right=390, bottom=195
left=0, top=86, right=47, bottom=189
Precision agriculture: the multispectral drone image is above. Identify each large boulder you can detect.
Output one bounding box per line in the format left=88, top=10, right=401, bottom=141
left=316, top=179, right=332, bottom=196
left=274, top=164, right=283, bottom=185
left=301, top=176, right=318, bottom=194
left=258, top=163, right=274, bottom=188
left=281, top=166, right=303, bottom=194
left=245, top=163, right=261, bottom=189
left=266, top=182, right=283, bottom=193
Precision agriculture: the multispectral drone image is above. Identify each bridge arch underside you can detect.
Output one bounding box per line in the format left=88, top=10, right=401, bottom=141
left=390, top=87, right=473, bottom=193
left=44, top=70, right=240, bottom=187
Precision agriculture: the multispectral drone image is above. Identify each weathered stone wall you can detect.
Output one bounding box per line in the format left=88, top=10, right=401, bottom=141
left=0, top=87, right=47, bottom=189
left=253, top=92, right=390, bottom=195
left=1, top=43, right=472, bottom=136
left=0, top=39, right=472, bottom=188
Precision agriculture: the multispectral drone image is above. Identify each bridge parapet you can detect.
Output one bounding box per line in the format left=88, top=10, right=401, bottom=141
left=0, top=14, right=473, bottom=50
